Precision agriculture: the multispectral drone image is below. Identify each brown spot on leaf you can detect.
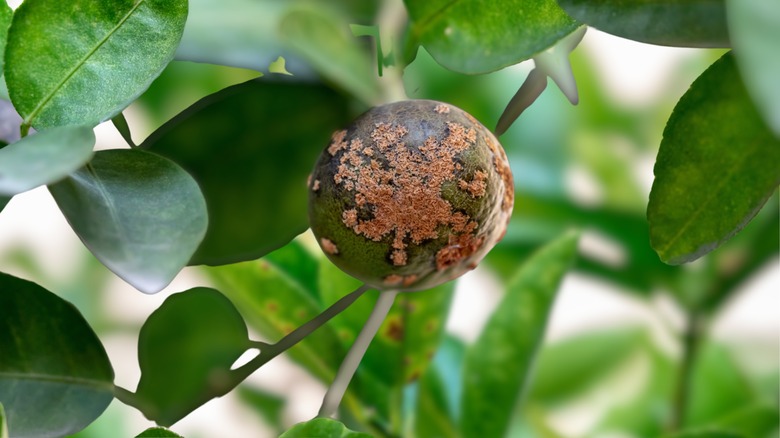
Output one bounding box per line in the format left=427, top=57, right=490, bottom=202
left=320, top=238, right=339, bottom=255
left=385, top=318, right=404, bottom=342
left=266, top=301, right=279, bottom=312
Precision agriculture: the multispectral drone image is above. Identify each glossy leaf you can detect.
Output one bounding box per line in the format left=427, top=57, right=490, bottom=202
left=205, top=245, right=345, bottom=382
left=648, top=53, right=780, bottom=265
left=142, top=78, right=351, bottom=266
left=0, top=2, right=11, bottom=74
left=405, top=0, right=580, bottom=74
left=5, top=0, right=187, bottom=129
left=727, top=0, right=780, bottom=136
left=48, top=149, right=208, bottom=294
left=0, top=272, right=114, bottom=438
left=279, top=418, right=372, bottom=438
left=278, top=4, right=382, bottom=104
left=0, top=125, right=95, bottom=196
left=176, top=0, right=309, bottom=74
left=135, top=427, right=184, bottom=438
left=461, top=231, right=580, bottom=438
left=558, top=0, right=730, bottom=47
left=133, top=288, right=251, bottom=426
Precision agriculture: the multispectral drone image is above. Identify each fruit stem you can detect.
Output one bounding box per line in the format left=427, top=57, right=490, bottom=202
left=318, top=289, right=399, bottom=418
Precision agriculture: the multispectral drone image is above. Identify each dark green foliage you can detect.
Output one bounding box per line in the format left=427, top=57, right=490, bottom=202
left=557, top=0, right=730, bottom=47
left=648, top=53, right=780, bottom=265
left=143, top=79, right=351, bottom=266
left=48, top=149, right=208, bottom=294
left=132, top=288, right=252, bottom=426
left=280, top=418, right=372, bottom=438
left=0, top=272, right=113, bottom=438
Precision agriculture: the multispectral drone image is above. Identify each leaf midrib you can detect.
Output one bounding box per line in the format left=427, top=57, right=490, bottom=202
left=0, top=371, right=113, bottom=391
left=83, top=162, right=132, bottom=263
left=23, top=0, right=146, bottom=126
left=655, top=150, right=750, bottom=259
left=411, top=0, right=464, bottom=38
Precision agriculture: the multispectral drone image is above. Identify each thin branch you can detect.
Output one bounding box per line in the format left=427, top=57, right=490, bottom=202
left=318, top=289, right=399, bottom=418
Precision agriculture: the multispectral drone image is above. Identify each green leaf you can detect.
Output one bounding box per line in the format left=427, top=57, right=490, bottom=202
left=727, top=0, right=780, bottom=136
left=405, top=0, right=580, bottom=74
left=0, top=403, right=7, bottom=438
left=142, top=78, right=351, bottom=266
left=662, top=432, right=743, bottom=438
left=557, top=0, right=730, bottom=48
left=0, top=125, right=95, bottom=196
left=205, top=245, right=345, bottom=383
left=48, top=149, right=208, bottom=294
left=0, top=271, right=114, bottom=438
left=648, top=52, right=780, bottom=265
left=460, top=231, right=580, bottom=438
left=278, top=4, right=382, bottom=105
left=317, top=257, right=454, bottom=423
left=529, top=328, right=646, bottom=404
left=713, top=403, right=780, bottom=438
left=237, top=386, right=286, bottom=434
left=5, top=0, right=187, bottom=129
left=280, top=418, right=372, bottom=438
left=0, top=2, right=11, bottom=75
left=176, top=0, right=307, bottom=74
left=135, top=427, right=184, bottom=438
left=414, top=366, right=458, bottom=438
left=685, top=343, right=758, bottom=428
left=133, top=288, right=251, bottom=426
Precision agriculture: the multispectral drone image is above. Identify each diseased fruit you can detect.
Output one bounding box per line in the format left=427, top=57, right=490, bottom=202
left=308, top=100, right=514, bottom=291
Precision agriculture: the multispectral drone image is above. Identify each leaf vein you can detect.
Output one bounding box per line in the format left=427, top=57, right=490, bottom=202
left=23, top=0, right=146, bottom=126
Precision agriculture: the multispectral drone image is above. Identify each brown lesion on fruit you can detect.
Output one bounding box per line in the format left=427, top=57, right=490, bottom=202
left=458, top=169, right=487, bottom=197
left=327, top=130, right=348, bottom=155
left=434, top=104, right=450, bottom=114
left=333, top=121, right=483, bottom=267
left=320, top=237, right=339, bottom=255
left=383, top=273, right=418, bottom=287
left=484, top=134, right=514, bottom=214
left=391, top=249, right=407, bottom=266
left=436, top=232, right=485, bottom=271
left=312, top=179, right=320, bottom=192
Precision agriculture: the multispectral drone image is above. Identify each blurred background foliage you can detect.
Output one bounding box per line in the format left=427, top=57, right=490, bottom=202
left=0, top=0, right=777, bottom=437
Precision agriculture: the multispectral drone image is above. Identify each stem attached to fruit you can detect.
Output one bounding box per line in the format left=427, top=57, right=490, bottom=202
left=318, top=289, right=400, bottom=418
